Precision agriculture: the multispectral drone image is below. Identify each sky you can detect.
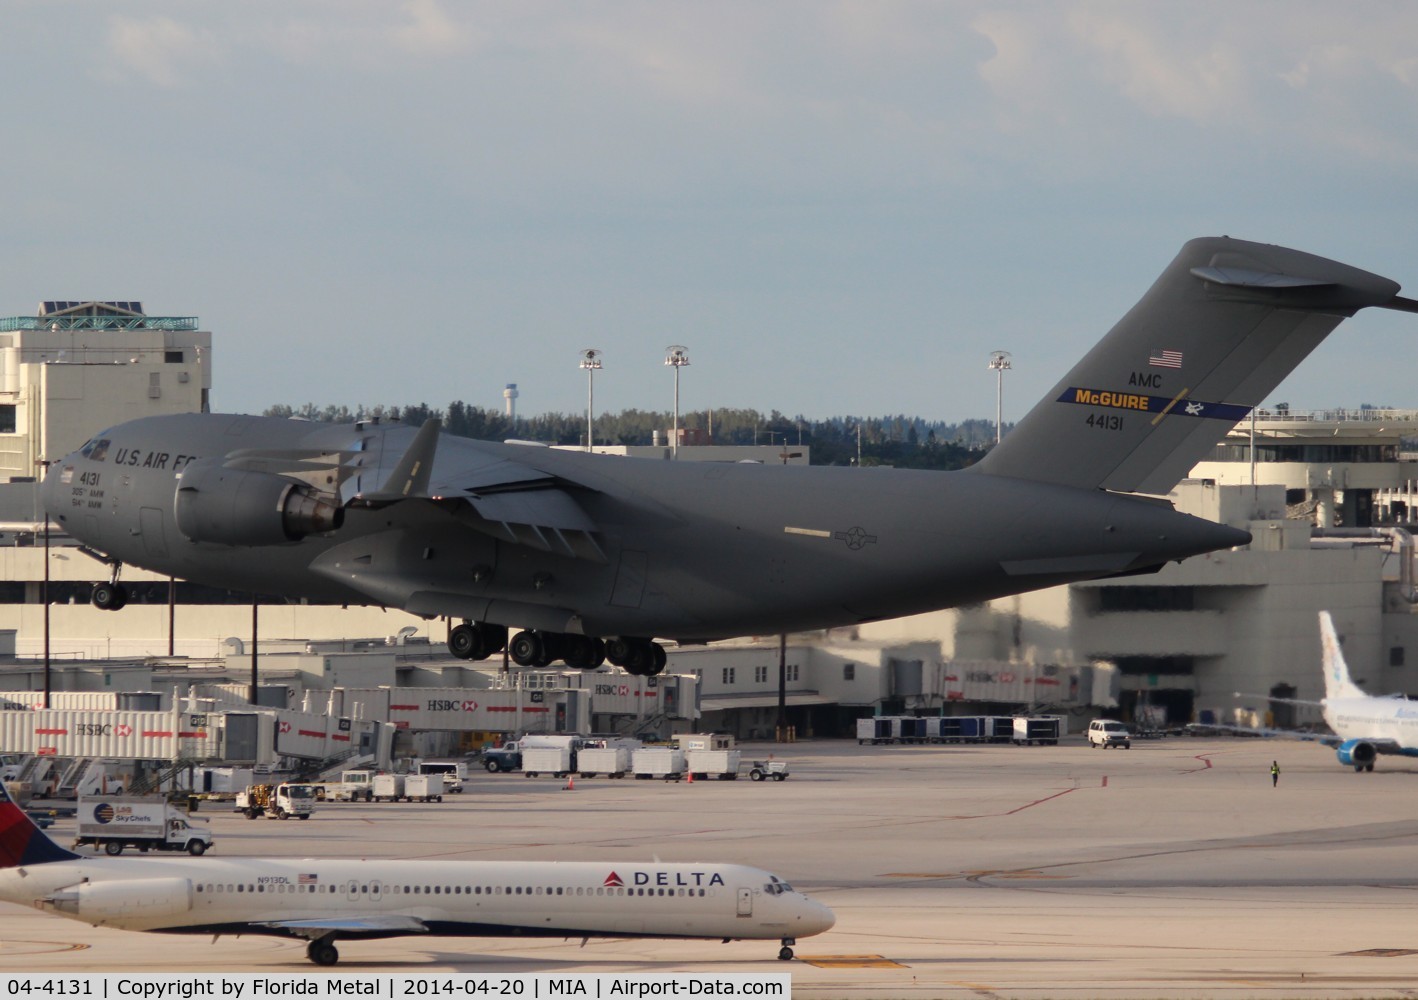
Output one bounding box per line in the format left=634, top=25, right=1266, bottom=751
left=5, top=1, right=1418, bottom=425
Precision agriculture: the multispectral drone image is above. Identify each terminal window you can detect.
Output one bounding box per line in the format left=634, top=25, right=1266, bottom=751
left=0, top=405, right=13, bottom=433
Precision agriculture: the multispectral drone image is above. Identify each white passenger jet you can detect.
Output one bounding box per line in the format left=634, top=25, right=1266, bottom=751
left=1312, top=611, right=1418, bottom=772
left=0, top=784, right=833, bottom=966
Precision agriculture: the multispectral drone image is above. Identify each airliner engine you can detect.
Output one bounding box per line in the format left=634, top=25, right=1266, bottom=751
left=48, top=876, right=193, bottom=923
left=1336, top=738, right=1378, bottom=772
left=175, top=463, right=342, bottom=546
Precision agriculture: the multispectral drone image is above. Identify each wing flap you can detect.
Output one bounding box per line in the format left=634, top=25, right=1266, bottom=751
left=256, top=914, right=429, bottom=939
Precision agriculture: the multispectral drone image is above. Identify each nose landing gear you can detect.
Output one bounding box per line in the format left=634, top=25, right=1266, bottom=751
left=91, top=565, right=129, bottom=611
left=778, top=937, right=796, bottom=961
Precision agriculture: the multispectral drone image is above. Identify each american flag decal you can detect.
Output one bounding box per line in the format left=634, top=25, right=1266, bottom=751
left=1149, top=349, right=1183, bottom=369
left=298, top=873, right=318, bottom=884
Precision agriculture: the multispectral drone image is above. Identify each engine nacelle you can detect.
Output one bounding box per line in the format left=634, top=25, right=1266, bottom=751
left=49, top=876, right=192, bottom=922
left=1336, top=738, right=1377, bottom=769
left=175, top=462, right=343, bottom=546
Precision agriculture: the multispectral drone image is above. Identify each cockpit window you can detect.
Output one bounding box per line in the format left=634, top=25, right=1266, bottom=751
left=764, top=877, right=794, bottom=895
left=80, top=438, right=111, bottom=462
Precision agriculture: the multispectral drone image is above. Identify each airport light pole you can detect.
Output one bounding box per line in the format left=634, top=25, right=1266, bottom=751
left=989, top=351, right=1012, bottom=445
left=665, top=345, right=690, bottom=457
left=579, top=348, right=602, bottom=452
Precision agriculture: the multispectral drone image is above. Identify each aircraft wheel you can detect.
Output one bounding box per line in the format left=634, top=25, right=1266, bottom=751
left=308, top=939, right=339, bottom=966
left=561, top=635, right=597, bottom=669
left=480, top=623, right=508, bottom=656
left=778, top=945, right=794, bottom=961
left=1366, top=763, right=1375, bottom=772
left=509, top=630, right=544, bottom=667
left=604, top=637, right=631, bottom=667
left=448, top=623, right=483, bottom=660
left=648, top=642, right=667, bottom=676
left=92, top=582, right=128, bottom=611
left=591, top=638, right=607, bottom=667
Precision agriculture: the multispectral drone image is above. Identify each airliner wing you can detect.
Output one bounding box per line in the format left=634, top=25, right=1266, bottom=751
left=349, top=427, right=606, bottom=561
left=256, top=915, right=429, bottom=938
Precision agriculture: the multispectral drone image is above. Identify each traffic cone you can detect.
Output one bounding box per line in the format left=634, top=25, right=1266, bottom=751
left=563, top=775, right=574, bottom=791
left=687, top=770, right=694, bottom=784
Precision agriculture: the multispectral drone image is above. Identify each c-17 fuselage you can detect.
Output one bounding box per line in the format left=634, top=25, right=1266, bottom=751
left=42, top=237, right=1418, bottom=674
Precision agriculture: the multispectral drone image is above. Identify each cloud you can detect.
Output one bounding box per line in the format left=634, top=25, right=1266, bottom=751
left=106, top=15, right=219, bottom=87
left=394, top=0, right=475, bottom=57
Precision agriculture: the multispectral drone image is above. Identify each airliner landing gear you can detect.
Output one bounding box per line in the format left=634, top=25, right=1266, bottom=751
left=91, top=581, right=128, bottom=611
left=307, top=937, right=339, bottom=966
left=605, top=638, right=666, bottom=677
left=507, top=630, right=609, bottom=669
left=448, top=621, right=507, bottom=661
left=778, top=937, right=796, bottom=961
left=91, top=563, right=128, bottom=611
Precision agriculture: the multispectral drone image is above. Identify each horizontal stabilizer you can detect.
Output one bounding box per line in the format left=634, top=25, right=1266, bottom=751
left=973, top=237, right=1411, bottom=495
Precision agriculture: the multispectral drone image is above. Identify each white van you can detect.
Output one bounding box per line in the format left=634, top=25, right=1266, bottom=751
left=1087, top=719, right=1131, bottom=749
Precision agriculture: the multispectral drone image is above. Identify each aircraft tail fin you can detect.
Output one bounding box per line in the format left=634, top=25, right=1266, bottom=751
left=0, top=780, right=81, bottom=868
left=1319, top=611, right=1368, bottom=702
left=971, top=237, right=1410, bottom=495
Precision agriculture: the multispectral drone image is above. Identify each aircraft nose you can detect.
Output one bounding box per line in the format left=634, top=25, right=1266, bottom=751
left=798, top=898, right=836, bottom=936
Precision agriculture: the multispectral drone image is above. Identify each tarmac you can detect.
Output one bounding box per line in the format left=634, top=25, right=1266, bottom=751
left=4, top=735, right=1418, bottom=998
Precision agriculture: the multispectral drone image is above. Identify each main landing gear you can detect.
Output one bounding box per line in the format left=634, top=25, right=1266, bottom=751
left=306, top=937, right=339, bottom=966
left=447, top=621, right=509, bottom=661
left=446, top=622, right=667, bottom=676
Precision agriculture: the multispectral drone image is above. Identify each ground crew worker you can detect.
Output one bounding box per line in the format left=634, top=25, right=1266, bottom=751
left=1270, top=761, right=1280, bottom=787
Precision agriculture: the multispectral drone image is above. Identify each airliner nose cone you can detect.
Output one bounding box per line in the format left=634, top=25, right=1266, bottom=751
left=802, top=900, right=836, bottom=936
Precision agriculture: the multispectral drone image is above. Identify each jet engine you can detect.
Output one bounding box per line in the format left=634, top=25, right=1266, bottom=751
left=48, top=876, right=193, bottom=922
left=175, top=462, right=343, bottom=546
left=1336, top=738, right=1378, bottom=771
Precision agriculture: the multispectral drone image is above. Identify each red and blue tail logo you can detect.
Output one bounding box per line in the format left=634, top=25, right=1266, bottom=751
left=0, top=782, right=80, bottom=867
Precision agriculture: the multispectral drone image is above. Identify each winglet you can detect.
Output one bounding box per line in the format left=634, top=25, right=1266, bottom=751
left=358, top=419, right=441, bottom=503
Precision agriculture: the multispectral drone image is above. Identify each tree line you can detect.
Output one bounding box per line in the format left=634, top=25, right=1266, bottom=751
left=261, top=401, right=1009, bottom=470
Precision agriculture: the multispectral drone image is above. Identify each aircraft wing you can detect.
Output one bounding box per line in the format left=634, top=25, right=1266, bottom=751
left=350, top=424, right=606, bottom=560
left=255, top=915, right=429, bottom=939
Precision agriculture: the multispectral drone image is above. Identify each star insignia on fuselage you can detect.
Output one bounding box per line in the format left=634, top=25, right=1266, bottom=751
left=834, top=526, right=878, bottom=550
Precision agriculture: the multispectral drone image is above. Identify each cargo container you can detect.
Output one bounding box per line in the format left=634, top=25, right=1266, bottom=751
left=371, top=774, right=405, bottom=802
left=984, top=716, right=1017, bottom=743
left=856, top=718, right=894, bottom=745
left=931, top=716, right=987, bottom=743
left=673, top=733, right=734, bottom=751
left=632, top=747, right=686, bottom=780
left=403, top=774, right=445, bottom=802
left=686, top=749, right=741, bottom=780
left=898, top=718, right=929, bottom=744
left=521, top=746, right=574, bottom=777
left=74, top=796, right=213, bottom=856
left=576, top=747, right=631, bottom=778
left=1012, top=716, right=1064, bottom=746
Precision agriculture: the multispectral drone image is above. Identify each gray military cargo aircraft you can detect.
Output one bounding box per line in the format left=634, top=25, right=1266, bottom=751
left=42, top=238, right=1418, bottom=675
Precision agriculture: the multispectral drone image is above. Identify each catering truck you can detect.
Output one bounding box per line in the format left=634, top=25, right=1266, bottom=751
left=74, top=796, right=214, bottom=856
